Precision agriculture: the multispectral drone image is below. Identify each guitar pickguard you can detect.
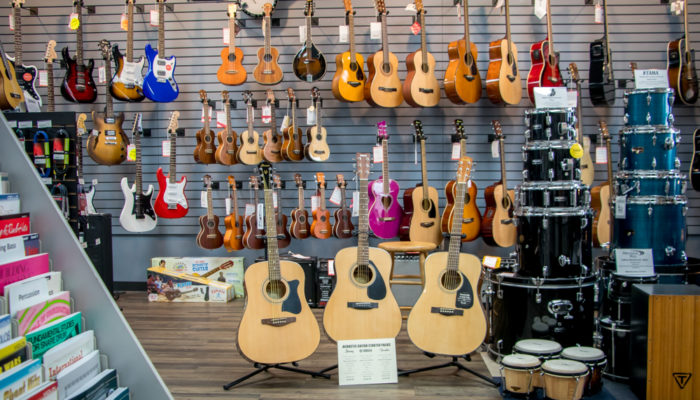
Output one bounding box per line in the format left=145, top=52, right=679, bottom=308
left=164, top=181, right=188, bottom=209
left=281, top=279, right=302, bottom=314
left=455, top=271, right=474, bottom=309
left=366, top=262, right=387, bottom=301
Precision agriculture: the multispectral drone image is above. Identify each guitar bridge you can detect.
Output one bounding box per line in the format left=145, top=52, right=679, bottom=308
left=261, top=317, right=296, bottom=327
left=348, top=302, right=379, bottom=310
left=420, top=222, right=434, bottom=228
left=379, top=87, right=397, bottom=92
left=419, top=88, right=434, bottom=93
left=463, top=74, right=475, bottom=82
left=501, top=218, right=514, bottom=225
left=380, top=217, right=395, bottom=222
left=348, top=81, right=361, bottom=87
left=463, top=218, right=474, bottom=224
left=430, top=307, right=464, bottom=316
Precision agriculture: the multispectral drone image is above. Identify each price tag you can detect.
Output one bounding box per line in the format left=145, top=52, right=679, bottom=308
left=120, top=13, right=128, bottom=31
left=225, top=197, right=231, bottom=215
left=491, top=140, right=499, bottom=158
left=262, top=105, right=272, bottom=124
left=567, top=89, right=578, bottom=108
left=38, top=70, right=48, bottom=87
left=534, top=86, right=569, bottom=109
left=569, top=143, right=583, bottom=159
left=614, top=195, right=626, bottom=219
left=634, top=69, right=669, bottom=89
left=69, top=13, right=80, bottom=30
left=257, top=203, right=265, bottom=227
left=299, top=25, right=306, bottom=43
left=8, top=15, right=13, bottom=31
left=162, top=140, right=171, bottom=157
left=92, top=178, right=99, bottom=186
left=370, top=22, right=381, bottom=40
left=595, top=146, right=607, bottom=164
left=18, top=120, right=31, bottom=129
left=311, top=195, right=320, bottom=212
left=614, top=249, right=654, bottom=277
left=223, top=27, right=230, bottom=44
left=150, top=9, right=159, bottom=27
left=373, top=146, right=383, bottom=163
left=200, top=106, right=213, bottom=123
left=405, top=3, right=417, bottom=12
left=327, top=259, right=335, bottom=276
left=352, top=191, right=359, bottom=217
left=594, top=4, right=603, bottom=23
left=200, top=191, right=208, bottom=208
left=307, top=106, right=316, bottom=125
left=410, top=21, right=421, bottom=35
left=245, top=203, right=255, bottom=216
left=273, top=192, right=278, bottom=208
left=329, top=186, right=342, bottom=205
left=216, top=111, right=227, bottom=128
left=127, top=144, right=136, bottom=161
left=280, top=115, right=290, bottom=132
left=339, top=25, right=349, bottom=43
left=482, top=256, right=501, bottom=269
left=37, top=120, right=52, bottom=129
left=534, top=0, right=547, bottom=19
left=98, top=66, right=106, bottom=84
left=451, top=143, right=461, bottom=160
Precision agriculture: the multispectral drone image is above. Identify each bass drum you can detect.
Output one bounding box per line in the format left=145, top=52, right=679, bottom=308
left=598, top=316, right=631, bottom=381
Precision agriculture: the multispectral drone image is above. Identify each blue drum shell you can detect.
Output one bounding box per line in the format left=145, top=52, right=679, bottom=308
left=615, top=171, right=686, bottom=197
left=623, top=88, right=675, bottom=126
left=619, top=126, right=680, bottom=171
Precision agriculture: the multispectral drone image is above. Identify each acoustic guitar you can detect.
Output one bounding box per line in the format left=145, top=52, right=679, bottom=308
left=273, top=175, right=291, bottom=249
left=262, top=90, right=283, bottom=163
left=399, top=121, right=441, bottom=246
left=61, top=0, right=97, bottom=103
left=88, top=40, right=129, bottom=166
left=282, top=88, right=304, bottom=162
left=407, top=156, right=486, bottom=356
left=10, top=0, right=40, bottom=111
left=481, top=121, right=516, bottom=248
left=44, top=40, right=57, bottom=112
left=238, top=91, right=263, bottom=165
left=194, top=90, right=216, bottom=164
left=323, top=153, right=402, bottom=342
left=215, top=91, right=238, bottom=165
left=305, top=88, right=330, bottom=162
left=253, top=3, right=283, bottom=85
left=692, top=129, right=700, bottom=191
left=293, top=0, right=326, bottom=82
left=591, top=121, right=612, bottom=247
left=403, top=0, right=439, bottom=108
left=365, top=0, right=403, bottom=108
left=526, top=0, right=563, bottom=104
left=154, top=111, right=189, bottom=219
left=290, top=174, right=311, bottom=240
left=332, top=175, right=354, bottom=239
left=223, top=176, right=244, bottom=252
left=243, top=176, right=265, bottom=250
left=218, top=2, right=247, bottom=86
left=570, top=63, right=594, bottom=186
left=237, top=161, right=320, bottom=365
left=110, top=0, right=145, bottom=102
left=589, top=0, right=615, bottom=106
left=331, top=0, right=365, bottom=102
left=311, top=173, right=332, bottom=240
left=142, top=0, right=178, bottom=102
left=485, top=0, right=521, bottom=105
left=441, top=119, right=480, bottom=242
left=368, top=122, right=403, bottom=239
left=76, top=114, right=96, bottom=216
left=444, top=0, right=481, bottom=104
left=0, top=39, right=23, bottom=110
left=197, top=175, right=224, bottom=250
left=668, top=0, right=698, bottom=104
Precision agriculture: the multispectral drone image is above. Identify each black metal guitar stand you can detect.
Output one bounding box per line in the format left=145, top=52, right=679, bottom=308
left=398, top=352, right=498, bottom=387
left=223, top=362, right=331, bottom=390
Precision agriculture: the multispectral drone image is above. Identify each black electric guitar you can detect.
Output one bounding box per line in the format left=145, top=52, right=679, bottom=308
left=589, top=0, right=615, bottom=106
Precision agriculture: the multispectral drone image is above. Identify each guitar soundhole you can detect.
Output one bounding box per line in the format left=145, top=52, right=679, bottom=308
left=381, top=63, right=391, bottom=74
left=320, top=216, right=326, bottom=222
left=507, top=53, right=514, bottom=65
left=349, top=62, right=358, bottom=71
left=421, top=199, right=431, bottom=211
left=464, top=53, right=474, bottom=66
left=316, top=134, right=322, bottom=141
left=227, top=137, right=233, bottom=144
left=228, top=53, right=237, bottom=62
left=352, top=264, right=374, bottom=285
left=265, top=279, right=287, bottom=300
left=421, top=64, right=429, bottom=73
left=464, top=193, right=471, bottom=203
left=381, top=196, right=393, bottom=210
left=207, top=220, right=215, bottom=229
left=247, top=137, right=254, bottom=144
left=298, top=215, right=306, bottom=224
left=264, top=53, right=273, bottom=62
left=501, top=197, right=511, bottom=209
left=441, top=270, right=462, bottom=291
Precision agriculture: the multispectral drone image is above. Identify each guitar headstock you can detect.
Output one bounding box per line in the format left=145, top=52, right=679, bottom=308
left=44, top=40, right=58, bottom=63
left=221, top=90, right=230, bottom=104
left=343, top=0, right=353, bottom=13
left=414, top=0, right=424, bottom=14
left=491, top=120, right=503, bottom=140
left=12, top=0, right=25, bottom=9
left=199, top=89, right=208, bottom=104
left=228, top=175, right=237, bottom=191
left=98, top=39, right=112, bottom=61
left=629, top=62, right=638, bottom=73
left=259, top=161, right=273, bottom=190
left=376, top=121, right=388, bottom=143
left=287, top=88, right=296, bottom=102
left=311, top=87, right=321, bottom=103
left=336, top=174, right=346, bottom=188
left=249, top=175, right=260, bottom=191
left=227, top=2, right=238, bottom=18
left=598, top=120, right=609, bottom=140
left=263, top=3, right=272, bottom=17
left=453, top=119, right=465, bottom=141
left=457, top=156, right=473, bottom=184
left=294, top=173, right=304, bottom=188
left=132, top=113, right=142, bottom=137
left=243, top=90, right=253, bottom=105
left=568, top=63, right=580, bottom=82
left=304, top=0, right=314, bottom=17
left=76, top=114, right=87, bottom=136
left=356, top=153, right=370, bottom=180
left=203, top=174, right=212, bottom=189
left=374, top=0, right=386, bottom=14
left=413, top=120, right=425, bottom=142
left=167, top=111, right=180, bottom=135
left=266, top=89, right=275, bottom=108
left=316, top=172, right=326, bottom=189
left=273, top=174, right=282, bottom=190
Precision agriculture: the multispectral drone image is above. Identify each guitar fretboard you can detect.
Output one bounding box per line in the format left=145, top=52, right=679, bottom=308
left=206, top=184, right=214, bottom=222
left=13, top=5, right=22, bottom=65
left=419, top=138, right=429, bottom=203
left=46, top=63, right=55, bottom=112
left=135, top=131, right=143, bottom=215
left=381, top=139, right=390, bottom=196
left=419, top=10, right=428, bottom=69
left=297, top=185, right=305, bottom=211
left=158, top=0, right=165, bottom=55
left=446, top=180, right=467, bottom=271
left=75, top=2, right=84, bottom=67
left=380, top=13, right=390, bottom=69
left=168, top=128, right=177, bottom=184
left=357, top=176, right=370, bottom=267
left=264, top=188, right=281, bottom=281
left=348, top=12, right=357, bottom=63
left=126, top=0, right=134, bottom=62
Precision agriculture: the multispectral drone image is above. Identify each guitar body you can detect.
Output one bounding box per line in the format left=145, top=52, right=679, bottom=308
left=88, top=111, right=128, bottom=166
left=243, top=214, right=265, bottom=249
left=119, top=177, right=157, bottom=233
left=197, top=214, right=224, bottom=250
left=408, top=186, right=442, bottom=245
left=442, top=179, right=481, bottom=242
left=110, top=45, right=145, bottom=102
left=0, top=57, right=23, bottom=110
left=282, top=126, right=304, bottom=162
left=589, top=37, right=615, bottom=106
left=691, top=129, right=700, bottom=191
left=331, top=51, right=365, bottom=102
left=237, top=260, right=320, bottom=364
left=290, top=209, right=311, bottom=239
left=6, top=58, right=41, bottom=111
left=237, top=130, right=262, bottom=165
left=591, top=183, right=611, bottom=247
left=403, top=50, right=440, bottom=107
left=154, top=167, right=188, bottom=219
left=262, top=131, right=283, bottom=163
left=253, top=47, right=283, bottom=85
left=142, top=44, right=179, bottom=103
left=668, top=38, right=699, bottom=105
left=481, top=183, right=515, bottom=247
left=305, top=126, right=330, bottom=162
left=78, top=185, right=97, bottom=215
left=580, top=136, right=594, bottom=186
left=407, top=252, right=486, bottom=356
left=215, top=130, right=238, bottom=165
left=224, top=213, right=244, bottom=252
left=399, top=188, right=415, bottom=241
left=217, top=47, right=247, bottom=86
left=311, top=209, right=332, bottom=239
left=365, top=51, right=403, bottom=108
left=195, top=129, right=216, bottom=164
left=292, top=43, right=326, bottom=82
left=486, top=38, right=522, bottom=105
left=333, top=209, right=354, bottom=239
left=367, top=178, right=402, bottom=239
left=539, top=41, right=564, bottom=92
left=323, top=246, right=401, bottom=341
left=444, top=38, right=481, bottom=104
left=526, top=40, right=545, bottom=103
left=60, top=48, right=97, bottom=103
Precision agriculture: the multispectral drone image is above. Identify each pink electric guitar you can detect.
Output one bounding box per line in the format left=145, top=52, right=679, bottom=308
left=154, top=111, right=188, bottom=219
left=368, top=122, right=403, bottom=239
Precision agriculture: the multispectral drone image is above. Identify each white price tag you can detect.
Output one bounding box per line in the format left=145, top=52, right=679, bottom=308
left=200, top=106, right=213, bottom=123
left=299, top=25, right=306, bottom=43
left=595, top=146, right=607, bottom=164
left=634, top=69, right=669, bottom=89
left=567, top=90, right=578, bottom=108
left=405, top=3, right=417, bottom=12
left=38, top=70, right=48, bottom=87
left=18, top=120, right=32, bottom=129
left=200, top=191, right=208, bottom=208
left=328, top=259, right=335, bottom=276
left=216, top=111, right=227, bottom=128
left=534, top=86, right=569, bottom=109
left=150, top=9, right=159, bottom=27
left=8, top=15, right=13, bottom=31
left=261, top=105, right=272, bottom=124
left=92, top=178, right=99, bottom=185
left=307, top=106, right=316, bottom=125
left=162, top=140, right=171, bottom=157
left=491, top=140, right=499, bottom=158
left=329, top=186, right=342, bottom=205
left=245, top=203, right=255, bottom=216
left=594, top=4, right=603, bottom=23
left=338, top=338, right=398, bottom=386
left=257, top=203, right=265, bottom=227
left=482, top=256, right=502, bottom=269
left=280, top=115, right=290, bottom=132
left=339, top=25, right=349, bottom=43
left=273, top=192, right=278, bottom=208
left=127, top=144, right=136, bottom=161
left=614, top=249, right=655, bottom=277
left=451, top=143, right=461, bottom=160
left=534, top=0, right=547, bottom=19
left=311, top=195, right=320, bottom=212
left=373, top=146, right=383, bottom=163
left=225, top=197, right=231, bottom=215
left=223, top=27, right=230, bottom=44
left=98, top=66, right=106, bottom=84
left=37, top=120, right=52, bottom=128
left=352, top=191, right=359, bottom=217
left=120, top=13, right=128, bottom=31
left=370, top=22, right=382, bottom=40
left=614, top=195, right=626, bottom=219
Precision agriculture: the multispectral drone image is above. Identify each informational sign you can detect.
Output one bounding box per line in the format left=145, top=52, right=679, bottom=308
left=337, top=338, right=398, bottom=386
left=534, top=87, right=569, bottom=109
left=615, top=248, right=655, bottom=277
left=634, top=69, right=669, bottom=89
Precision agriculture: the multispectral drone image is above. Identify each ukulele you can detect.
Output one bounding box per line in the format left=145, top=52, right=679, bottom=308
left=368, top=122, right=403, bottom=239
left=273, top=175, right=291, bottom=249
left=481, top=121, right=516, bottom=248
left=237, top=162, right=320, bottom=365
left=290, top=174, right=311, bottom=240
left=692, top=129, right=700, bottom=191
left=282, top=88, right=304, bottom=162
left=215, top=91, right=238, bottom=165
left=223, top=176, right=244, bottom=252
left=44, top=40, right=58, bottom=112
left=10, top=0, right=40, bottom=111
left=668, top=0, right=698, bottom=104
left=119, top=113, right=157, bottom=233
left=194, top=90, right=216, bottom=164
left=217, top=2, right=247, bottom=86
left=332, top=175, right=354, bottom=239
left=154, top=111, right=189, bottom=219
left=238, top=91, right=263, bottom=165
left=403, top=0, right=440, bottom=108
left=441, top=119, right=480, bottom=242
left=365, top=0, right=403, bottom=108
left=589, top=0, right=615, bottom=106
left=591, top=121, right=612, bottom=247
left=243, top=176, right=265, bottom=250
left=305, top=88, right=330, bottom=162
left=142, top=0, right=179, bottom=102
left=331, top=0, right=365, bottom=102
left=110, top=0, right=145, bottom=102
left=526, top=0, right=563, bottom=104
left=0, top=39, right=23, bottom=110
left=311, top=173, right=332, bottom=240
left=76, top=114, right=96, bottom=216
left=253, top=3, right=283, bottom=85
left=570, top=63, right=594, bottom=186
left=323, top=153, right=402, bottom=342
left=88, top=40, right=129, bottom=166
left=407, top=156, right=486, bottom=356
left=61, top=0, right=97, bottom=103
left=399, top=121, right=441, bottom=246
left=485, top=0, right=522, bottom=105
left=196, top=175, right=224, bottom=250
left=444, top=0, right=481, bottom=105
left=293, top=0, right=326, bottom=82
left=262, top=90, right=283, bottom=163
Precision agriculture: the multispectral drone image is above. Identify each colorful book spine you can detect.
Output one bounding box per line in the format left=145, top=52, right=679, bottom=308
left=0, top=234, right=40, bottom=263
left=0, top=213, right=30, bottom=240
left=0, top=342, right=28, bottom=373
left=16, top=381, right=58, bottom=400
left=42, top=331, right=95, bottom=380
left=15, top=291, right=71, bottom=336
left=25, top=312, right=82, bottom=360
left=6, top=272, right=63, bottom=315
left=0, top=337, right=26, bottom=361
left=0, top=359, right=42, bottom=399
left=0, top=253, right=50, bottom=295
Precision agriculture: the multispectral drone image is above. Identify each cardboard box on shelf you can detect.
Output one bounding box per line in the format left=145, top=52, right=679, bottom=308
left=146, top=266, right=234, bottom=303
left=150, top=257, right=244, bottom=298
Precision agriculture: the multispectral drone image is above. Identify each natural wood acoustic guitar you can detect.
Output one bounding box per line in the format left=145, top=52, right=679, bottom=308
left=485, top=0, right=521, bottom=105
left=481, top=121, right=516, bottom=247
left=365, top=0, right=403, bottom=108
left=237, top=91, right=263, bottom=165
left=444, top=0, right=481, bottom=104
left=262, top=89, right=283, bottom=163
left=591, top=121, right=612, bottom=247
left=403, top=0, right=440, bottom=107
left=215, top=90, right=238, bottom=165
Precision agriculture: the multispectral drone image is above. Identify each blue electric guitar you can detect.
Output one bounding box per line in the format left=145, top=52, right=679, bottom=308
left=142, top=0, right=178, bottom=102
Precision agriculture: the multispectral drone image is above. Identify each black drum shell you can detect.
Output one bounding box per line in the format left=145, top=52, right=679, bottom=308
left=522, top=142, right=581, bottom=182
left=524, top=108, right=576, bottom=142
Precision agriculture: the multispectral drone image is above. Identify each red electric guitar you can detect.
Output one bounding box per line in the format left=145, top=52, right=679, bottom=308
left=154, top=111, right=188, bottom=219
left=526, top=0, right=563, bottom=104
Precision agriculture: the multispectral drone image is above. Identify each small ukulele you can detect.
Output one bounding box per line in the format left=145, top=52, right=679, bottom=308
left=292, top=0, right=326, bottom=82
left=331, top=0, right=365, bottom=102
left=444, top=0, right=481, bottom=104
left=243, top=176, right=265, bottom=250
left=305, top=88, right=330, bottom=162
left=311, top=173, right=332, bottom=239
left=332, top=175, right=354, bottom=239
left=215, top=91, right=238, bottom=165
left=154, top=111, right=189, bottom=219
left=218, top=2, right=247, bottom=86
left=273, top=175, right=291, bottom=248
left=290, top=174, right=311, bottom=240
left=196, top=175, right=224, bottom=250
left=481, top=121, right=516, bottom=247
left=365, top=0, right=403, bottom=108
left=253, top=3, right=283, bottom=85
left=262, top=89, right=283, bottom=163
left=194, top=90, right=216, bottom=164
left=403, top=0, right=440, bottom=108
left=282, top=88, right=304, bottom=162
left=223, top=176, right=245, bottom=251
left=237, top=91, right=263, bottom=165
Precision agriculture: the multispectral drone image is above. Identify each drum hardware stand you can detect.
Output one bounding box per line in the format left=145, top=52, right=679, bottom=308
left=397, top=352, right=498, bottom=387
left=223, top=362, right=331, bottom=390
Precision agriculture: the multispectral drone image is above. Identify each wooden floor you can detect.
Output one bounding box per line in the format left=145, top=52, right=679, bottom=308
left=118, top=292, right=502, bottom=400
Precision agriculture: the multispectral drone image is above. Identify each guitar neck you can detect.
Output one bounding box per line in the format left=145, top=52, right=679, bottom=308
left=206, top=185, right=214, bottom=221
left=576, top=83, right=583, bottom=144
left=305, top=14, right=313, bottom=48
left=224, top=101, right=233, bottom=140
left=460, top=138, right=466, bottom=157
left=76, top=134, right=83, bottom=180
left=203, top=101, right=211, bottom=137
left=357, top=176, right=369, bottom=267
left=264, top=188, right=281, bottom=281
left=419, top=11, right=428, bottom=67
left=499, top=138, right=507, bottom=190
left=135, top=133, right=143, bottom=197
left=158, top=0, right=165, bottom=55
left=381, top=139, right=390, bottom=195
left=546, top=0, right=555, bottom=55
left=684, top=0, right=691, bottom=50
left=247, top=103, right=254, bottom=133
left=232, top=187, right=240, bottom=217
left=46, top=63, right=55, bottom=111
left=269, top=102, right=277, bottom=135
left=168, top=131, right=177, bottom=183
left=504, top=0, right=512, bottom=44
left=126, top=1, right=134, bottom=61
left=264, top=15, right=271, bottom=62
left=104, top=59, right=114, bottom=118
left=315, top=97, right=323, bottom=132
left=446, top=180, right=466, bottom=270
left=228, top=14, right=237, bottom=54
left=462, top=0, right=471, bottom=49
left=348, top=12, right=356, bottom=61
left=76, top=3, right=84, bottom=66
left=13, top=6, right=21, bottom=65
left=340, top=186, right=348, bottom=213
left=291, top=98, right=297, bottom=130
left=380, top=13, right=390, bottom=65
left=419, top=139, right=429, bottom=201
left=605, top=136, right=613, bottom=186
left=318, top=184, right=326, bottom=211
left=297, top=186, right=305, bottom=210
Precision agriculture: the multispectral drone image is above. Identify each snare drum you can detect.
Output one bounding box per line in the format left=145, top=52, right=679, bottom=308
left=561, top=346, right=607, bottom=395
left=516, top=182, right=589, bottom=208
left=619, top=126, right=680, bottom=171
left=598, top=316, right=631, bottom=381
left=500, top=354, right=541, bottom=395
left=523, top=141, right=581, bottom=181
left=524, top=108, right=576, bottom=141
left=542, top=359, right=589, bottom=400
left=624, top=88, right=674, bottom=126
left=606, top=273, right=658, bottom=322
left=615, top=170, right=686, bottom=197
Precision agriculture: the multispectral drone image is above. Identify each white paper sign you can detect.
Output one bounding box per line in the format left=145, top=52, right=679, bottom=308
left=634, top=69, right=669, bottom=89
left=338, top=338, right=398, bottom=386
left=299, top=25, right=306, bottom=43
left=329, top=186, right=342, bottom=205
left=451, top=143, right=461, bottom=160
left=225, top=197, right=231, bottom=215
left=307, top=106, right=316, bottom=125
left=38, top=70, right=48, bottom=87
left=339, top=25, right=349, bottom=43
left=200, top=191, right=208, bottom=208
left=370, top=22, right=382, bottom=40
left=567, top=90, right=578, bottom=108
left=491, top=140, right=499, bottom=158
left=162, top=140, right=171, bottom=157
left=223, top=27, right=230, bottom=44
left=245, top=203, right=255, bottom=216
left=216, top=111, right=227, bottom=128
left=150, top=9, right=159, bottom=27
left=373, top=146, right=383, bottom=163
left=595, top=146, right=607, bottom=164
left=534, top=86, right=569, bottom=109
left=311, top=195, right=320, bottom=212
left=97, top=66, right=106, bottom=84
left=257, top=203, right=265, bottom=227
left=0, top=235, right=26, bottom=262
left=614, top=249, right=655, bottom=277
left=352, top=191, right=360, bottom=217
left=614, top=195, right=626, bottom=219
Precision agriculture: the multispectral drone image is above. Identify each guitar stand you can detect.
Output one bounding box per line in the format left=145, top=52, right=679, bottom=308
left=223, top=362, right=331, bottom=390
left=397, top=352, right=498, bottom=387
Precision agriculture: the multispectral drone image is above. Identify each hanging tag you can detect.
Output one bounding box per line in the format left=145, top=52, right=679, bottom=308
left=534, top=0, right=547, bottom=19
left=281, top=115, right=290, bottom=132
left=456, top=1, right=462, bottom=21
left=299, top=25, right=306, bottom=43
left=451, top=143, right=461, bottom=160
left=482, top=256, right=502, bottom=269
left=97, top=66, right=106, bottom=84
left=405, top=3, right=417, bottom=12
left=339, top=25, right=349, bottom=43
left=162, top=140, right=171, bottom=157
left=373, top=145, right=383, bottom=163
left=127, top=144, right=136, bottom=161
left=352, top=191, right=360, bottom=217
left=38, top=70, right=48, bottom=87
left=120, top=13, right=128, bottom=30
left=614, top=196, right=626, bottom=219
left=261, top=105, right=272, bottom=124
left=307, top=106, right=316, bottom=125
left=257, top=203, right=265, bottom=227
left=311, top=195, right=320, bottom=212
left=225, top=197, right=231, bottom=215
left=150, top=9, right=159, bottom=27
left=595, top=146, right=607, bottom=164
left=414, top=140, right=418, bottom=164
left=8, top=15, right=13, bottom=31
left=594, top=4, right=603, bottom=23
left=245, top=203, right=255, bottom=216
left=494, top=0, right=505, bottom=11
left=200, top=106, right=213, bottom=123
left=491, top=140, right=499, bottom=158
left=567, top=89, right=578, bottom=108
left=69, top=13, right=80, bottom=30
left=327, top=260, right=335, bottom=276
left=370, top=22, right=382, bottom=40
left=216, top=111, right=227, bottom=128
left=410, top=21, right=421, bottom=35
left=223, top=27, right=230, bottom=44
left=200, top=191, right=208, bottom=208
left=329, top=186, right=342, bottom=205
left=273, top=192, right=278, bottom=208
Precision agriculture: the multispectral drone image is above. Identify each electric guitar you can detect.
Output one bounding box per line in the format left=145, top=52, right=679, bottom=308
left=407, top=156, right=486, bottom=356
left=486, top=0, right=521, bottom=105
left=194, top=90, right=216, bottom=164
left=142, top=0, right=179, bottom=102
left=323, top=153, right=402, bottom=341
left=243, top=176, right=265, bottom=250
left=305, top=87, right=330, bottom=162
left=237, top=162, right=320, bottom=365
left=290, top=174, right=311, bottom=240
left=282, top=88, right=304, bottom=162
left=262, top=89, right=283, bottom=163
left=526, top=0, right=563, bottom=104
left=273, top=175, right=291, bottom=249
left=217, top=2, right=247, bottom=86
left=292, top=0, right=326, bottom=82
left=403, top=0, right=440, bottom=108
left=589, top=0, right=615, bottom=106
left=76, top=114, right=96, bottom=216
left=365, top=0, right=403, bottom=108
left=44, top=40, right=57, bottom=112
left=444, top=0, right=481, bottom=105
left=110, top=0, right=145, bottom=102
left=253, top=3, right=283, bottom=85
left=154, top=111, right=189, bottom=219
left=332, top=175, right=354, bottom=239
left=311, top=173, right=332, bottom=240
left=668, top=0, right=698, bottom=104
left=368, top=122, right=403, bottom=239
left=591, top=121, right=612, bottom=247
left=196, top=175, right=224, bottom=250
left=237, top=91, right=263, bottom=165
left=692, top=129, right=700, bottom=191
left=0, top=39, right=22, bottom=110
left=331, top=0, right=365, bottom=102
left=481, top=121, right=516, bottom=248
left=570, top=63, right=594, bottom=186
left=119, top=114, right=157, bottom=233
left=441, top=119, right=480, bottom=242
left=61, top=0, right=97, bottom=103
left=215, top=91, right=238, bottom=165
left=223, top=176, right=245, bottom=252
left=10, top=0, right=40, bottom=111
left=88, top=40, right=129, bottom=166
left=399, top=121, right=441, bottom=246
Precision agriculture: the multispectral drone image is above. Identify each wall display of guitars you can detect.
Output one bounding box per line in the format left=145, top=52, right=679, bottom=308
left=110, top=0, right=145, bottom=102
left=61, top=0, right=96, bottom=103
left=668, top=0, right=698, bottom=104
left=526, top=0, right=563, bottom=104
left=143, top=0, right=179, bottom=102
left=292, top=0, right=325, bottom=83
left=589, top=0, right=615, bottom=106
left=10, top=0, right=40, bottom=111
